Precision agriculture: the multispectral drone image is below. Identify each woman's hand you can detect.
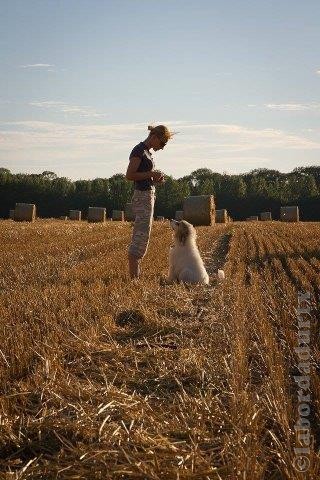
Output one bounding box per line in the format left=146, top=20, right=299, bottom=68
left=154, top=175, right=165, bottom=184
left=152, top=170, right=165, bottom=183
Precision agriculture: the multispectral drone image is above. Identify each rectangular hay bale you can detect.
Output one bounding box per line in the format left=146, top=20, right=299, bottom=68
left=183, top=195, right=215, bottom=226
left=175, top=210, right=183, bottom=221
left=14, top=203, right=36, bottom=222
left=69, top=210, right=82, bottom=221
left=215, top=209, right=228, bottom=223
left=112, top=210, right=124, bottom=221
left=280, top=206, right=299, bottom=222
left=88, top=207, right=106, bottom=222
left=260, top=212, right=272, bottom=221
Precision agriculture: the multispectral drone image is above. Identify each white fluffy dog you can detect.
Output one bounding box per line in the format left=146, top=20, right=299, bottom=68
left=166, top=220, right=209, bottom=285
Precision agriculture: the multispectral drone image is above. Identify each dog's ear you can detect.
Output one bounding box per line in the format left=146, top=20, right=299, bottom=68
left=176, top=222, right=189, bottom=245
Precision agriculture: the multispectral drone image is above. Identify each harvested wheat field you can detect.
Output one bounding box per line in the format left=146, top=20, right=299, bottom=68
left=0, top=219, right=319, bottom=479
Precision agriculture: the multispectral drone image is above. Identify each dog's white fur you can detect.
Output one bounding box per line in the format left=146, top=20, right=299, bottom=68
left=166, top=220, right=209, bottom=285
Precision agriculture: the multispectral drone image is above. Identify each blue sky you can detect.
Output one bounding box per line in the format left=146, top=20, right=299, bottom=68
left=1, top=0, right=319, bottom=180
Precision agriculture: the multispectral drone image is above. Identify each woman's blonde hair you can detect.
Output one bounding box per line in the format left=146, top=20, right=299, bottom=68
left=147, top=124, right=177, bottom=142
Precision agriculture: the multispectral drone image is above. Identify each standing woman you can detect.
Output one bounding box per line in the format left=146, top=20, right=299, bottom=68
left=126, top=125, right=175, bottom=279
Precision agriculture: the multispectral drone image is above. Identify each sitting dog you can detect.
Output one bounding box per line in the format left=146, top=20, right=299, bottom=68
left=166, top=220, right=209, bottom=285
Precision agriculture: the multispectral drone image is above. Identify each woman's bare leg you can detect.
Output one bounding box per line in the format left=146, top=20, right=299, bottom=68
left=128, top=253, right=140, bottom=279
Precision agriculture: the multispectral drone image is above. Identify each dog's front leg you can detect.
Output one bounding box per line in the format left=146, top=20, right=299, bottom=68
left=164, top=276, right=175, bottom=285
left=165, top=272, right=175, bottom=284
left=164, top=263, right=176, bottom=284
left=162, top=247, right=177, bottom=285
left=160, top=274, right=175, bottom=285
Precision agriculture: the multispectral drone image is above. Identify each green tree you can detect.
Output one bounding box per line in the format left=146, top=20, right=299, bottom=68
left=293, top=166, right=320, bottom=189
left=41, top=171, right=57, bottom=180
left=221, top=175, right=247, bottom=198
left=297, top=174, right=318, bottom=198
left=109, top=174, right=132, bottom=209
left=199, top=178, right=215, bottom=195
left=155, top=176, right=190, bottom=218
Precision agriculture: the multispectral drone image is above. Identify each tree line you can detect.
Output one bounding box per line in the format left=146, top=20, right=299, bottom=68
left=0, top=166, right=319, bottom=221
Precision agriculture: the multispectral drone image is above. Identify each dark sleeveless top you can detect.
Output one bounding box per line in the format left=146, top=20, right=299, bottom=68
left=129, top=142, right=155, bottom=191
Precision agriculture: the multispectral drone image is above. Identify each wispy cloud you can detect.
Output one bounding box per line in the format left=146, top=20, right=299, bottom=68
left=173, top=123, right=320, bottom=151
left=1, top=120, right=319, bottom=178
left=1, top=120, right=319, bottom=151
left=265, top=103, right=320, bottom=111
left=19, top=63, right=55, bottom=68
left=29, top=101, right=107, bottom=118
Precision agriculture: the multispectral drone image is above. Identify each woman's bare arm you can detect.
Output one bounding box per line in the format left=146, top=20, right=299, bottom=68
left=126, top=157, right=163, bottom=182
left=126, top=157, right=153, bottom=181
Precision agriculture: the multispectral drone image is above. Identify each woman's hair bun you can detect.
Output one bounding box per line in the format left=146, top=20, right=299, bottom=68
left=147, top=124, right=178, bottom=140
